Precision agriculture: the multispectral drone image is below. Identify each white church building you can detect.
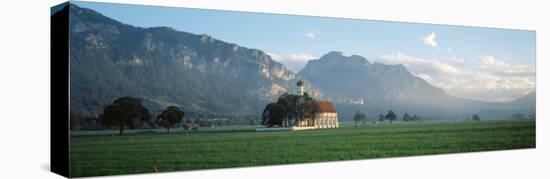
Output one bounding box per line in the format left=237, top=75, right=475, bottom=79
left=257, top=80, right=339, bottom=131
left=312, top=101, right=339, bottom=128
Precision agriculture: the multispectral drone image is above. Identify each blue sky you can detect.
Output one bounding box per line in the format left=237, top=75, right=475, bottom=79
left=73, top=1, right=536, bottom=102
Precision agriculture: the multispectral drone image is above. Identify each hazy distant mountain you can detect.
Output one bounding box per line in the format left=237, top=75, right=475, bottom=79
left=478, top=92, right=536, bottom=120
left=64, top=4, right=317, bottom=117
left=298, top=51, right=449, bottom=106
left=298, top=51, right=534, bottom=120
left=508, top=91, right=536, bottom=108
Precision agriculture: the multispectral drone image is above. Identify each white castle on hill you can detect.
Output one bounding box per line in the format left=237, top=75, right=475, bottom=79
left=349, top=98, right=364, bottom=105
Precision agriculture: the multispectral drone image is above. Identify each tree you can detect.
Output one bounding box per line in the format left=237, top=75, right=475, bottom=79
left=353, top=110, right=367, bottom=127
left=101, top=96, right=151, bottom=135
left=261, top=92, right=318, bottom=127
left=295, top=93, right=320, bottom=125
left=156, top=106, right=185, bottom=134
left=276, top=93, right=297, bottom=126
left=472, top=114, right=480, bottom=121
left=261, top=102, right=286, bottom=127
left=385, top=110, right=397, bottom=124
left=378, top=114, right=385, bottom=123
left=402, top=113, right=410, bottom=122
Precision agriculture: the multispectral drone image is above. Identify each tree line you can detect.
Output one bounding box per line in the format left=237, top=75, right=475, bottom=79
left=102, top=96, right=187, bottom=135
left=71, top=97, right=261, bottom=132
left=352, top=110, right=489, bottom=127
left=70, top=96, right=187, bottom=135
left=353, top=110, right=419, bottom=126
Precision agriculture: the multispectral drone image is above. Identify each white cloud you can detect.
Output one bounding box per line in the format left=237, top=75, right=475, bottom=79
left=267, top=53, right=316, bottom=73
left=480, top=55, right=535, bottom=76
left=379, top=53, right=461, bottom=76
left=422, top=32, right=438, bottom=48
left=378, top=53, right=535, bottom=102
left=305, top=29, right=318, bottom=38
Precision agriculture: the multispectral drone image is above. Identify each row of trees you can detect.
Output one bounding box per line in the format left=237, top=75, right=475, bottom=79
left=511, top=113, right=535, bottom=120
left=353, top=110, right=399, bottom=126
left=401, top=113, right=430, bottom=122
left=353, top=110, right=460, bottom=126
left=71, top=105, right=261, bottom=132
left=349, top=110, right=533, bottom=126
left=261, top=93, right=319, bottom=127
left=100, top=96, right=185, bottom=135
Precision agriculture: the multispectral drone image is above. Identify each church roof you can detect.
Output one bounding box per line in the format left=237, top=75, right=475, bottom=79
left=316, top=101, right=337, bottom=113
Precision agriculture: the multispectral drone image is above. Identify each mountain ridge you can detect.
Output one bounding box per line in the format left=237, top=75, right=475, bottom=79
left=66, top=4, right=319, bottom=118
left=62, top=4, right=535, bottom=121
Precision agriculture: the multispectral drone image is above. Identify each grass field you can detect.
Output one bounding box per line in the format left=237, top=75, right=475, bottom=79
left=69, top=120, right=535, bottom=177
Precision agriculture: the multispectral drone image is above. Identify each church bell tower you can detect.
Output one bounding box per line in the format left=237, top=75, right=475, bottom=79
left=297, top=80, right=305, bottom=96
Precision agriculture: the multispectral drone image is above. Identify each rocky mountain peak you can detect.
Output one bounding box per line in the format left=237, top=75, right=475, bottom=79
left=318, top=51, right=370, bottom=65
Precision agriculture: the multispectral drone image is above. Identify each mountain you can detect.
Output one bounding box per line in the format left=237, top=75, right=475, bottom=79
left=298, top=51, right=526, bottom=120
left=298, top=51, right=449, bottom=106
left=59, top=4, right=534, bottom=122
left=479, top=92, right=536, bottom=120
left=64, top=4, right=318, bottom=118
left=508, top=91, right=536, bottom=108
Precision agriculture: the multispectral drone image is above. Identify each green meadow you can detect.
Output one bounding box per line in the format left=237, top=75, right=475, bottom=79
left=69, top=120, right=535, bottom=177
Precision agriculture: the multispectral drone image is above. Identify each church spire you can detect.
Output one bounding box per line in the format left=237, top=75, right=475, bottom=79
left=297, top=80, right=305, bottom=96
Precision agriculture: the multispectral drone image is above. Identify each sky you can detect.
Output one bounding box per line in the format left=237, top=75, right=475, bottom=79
left=73, top=1, right=536, bottom=102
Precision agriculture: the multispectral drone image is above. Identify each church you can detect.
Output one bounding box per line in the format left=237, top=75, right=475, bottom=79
left=257, top=80, right=340, bottom=131
left=293, top=80, right=339, bottom=129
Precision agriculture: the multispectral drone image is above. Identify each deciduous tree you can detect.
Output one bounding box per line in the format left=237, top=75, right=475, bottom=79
left=385, top=110, right=397, bottom=124
left=261, top=92, right=318, bottom=127
left=472, top=114, right=480, bottom=121
left=353, top=110, right=367, bottom=127
left=101, top=96, right=151, bottom=135
left=156, top=106, right=185, bottom=134
left=261, top=103, right=286, bottom=127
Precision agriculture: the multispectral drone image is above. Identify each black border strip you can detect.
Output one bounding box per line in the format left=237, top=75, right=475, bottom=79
left=51, top=2, right=70, bottom=177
